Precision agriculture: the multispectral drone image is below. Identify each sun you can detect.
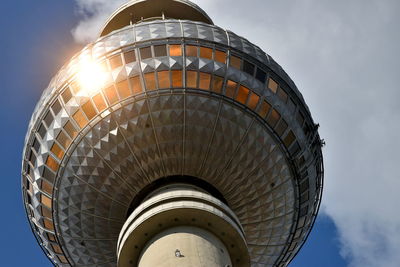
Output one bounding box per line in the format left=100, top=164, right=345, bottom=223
left=77, top=58, right=107, bottom=95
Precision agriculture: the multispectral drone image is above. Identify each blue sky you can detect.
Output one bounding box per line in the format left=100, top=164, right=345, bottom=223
left=1, top=0, right=399, bottom=266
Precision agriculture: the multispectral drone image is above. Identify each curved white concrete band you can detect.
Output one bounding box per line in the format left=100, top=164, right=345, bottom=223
left=117, top=184, right=250, bottom=267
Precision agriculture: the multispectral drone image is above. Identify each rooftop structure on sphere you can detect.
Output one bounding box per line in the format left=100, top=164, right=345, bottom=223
left=21, top=0, right=324, bottom=266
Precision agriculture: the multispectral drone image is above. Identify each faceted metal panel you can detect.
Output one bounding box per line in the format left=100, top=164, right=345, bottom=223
left=57, top=94, right=294, bottom=266
left=22, top=19, right=323, bottom=267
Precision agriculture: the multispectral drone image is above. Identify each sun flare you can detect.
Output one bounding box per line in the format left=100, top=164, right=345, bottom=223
left=77, top=59, right=107, bottom=95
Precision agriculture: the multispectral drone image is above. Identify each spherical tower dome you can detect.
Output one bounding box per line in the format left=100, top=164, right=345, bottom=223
left=22, top=0, right=324, bottom=266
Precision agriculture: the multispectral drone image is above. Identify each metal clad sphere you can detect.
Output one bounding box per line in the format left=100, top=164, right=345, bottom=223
left=22, top=18, right=323, bottom=267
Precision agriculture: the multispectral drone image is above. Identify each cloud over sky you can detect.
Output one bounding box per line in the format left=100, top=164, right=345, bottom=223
left=72, top=0, right=400, bottom=266
left=72, top=0, right=127, bottom=43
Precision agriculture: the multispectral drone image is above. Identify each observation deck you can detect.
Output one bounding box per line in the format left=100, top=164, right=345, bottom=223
left=100, top=0, right=213, bottom=37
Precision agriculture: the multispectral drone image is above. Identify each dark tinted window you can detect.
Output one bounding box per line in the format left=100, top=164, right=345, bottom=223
left=140, top=47, right=152, bottom=59
left=51, top=100, right=62, bottom=115
left=277, top=88, right=288, bottom=103
left=124, top=50, right=136, bottom=63
left=242, top=60, right=255, bottom=75
left=37, top=123, right=46, bottom=139
left=154, top=45, right=167, bottom=57
left=44, top=111, right=53, bottom=127
left=275, top=119, right=288, bottom=136
left=255, top=68, right=266, bottom=83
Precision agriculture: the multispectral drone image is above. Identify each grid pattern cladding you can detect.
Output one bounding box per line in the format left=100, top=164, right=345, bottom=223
left=22, top=19, right=323, bottom=266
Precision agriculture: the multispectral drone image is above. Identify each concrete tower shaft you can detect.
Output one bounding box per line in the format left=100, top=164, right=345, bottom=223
left=138, top=226, right=232, bottom=267
left=118, top=184, right=249, bottom=266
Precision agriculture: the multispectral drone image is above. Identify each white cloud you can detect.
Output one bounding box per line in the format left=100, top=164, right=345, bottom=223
left=71, top=0, right=400, bottom=266
left=72, top=0, right=128, bottom=43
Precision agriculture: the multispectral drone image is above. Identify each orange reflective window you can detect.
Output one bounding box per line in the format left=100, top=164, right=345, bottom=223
left=56, top=131, right=71, bottom=149
left=247, top=93, right=260, bottom=110
left=41, top=206, right=52, bottom=218
left=82, top=101, right=97, bottom=120
left=185, top=45, right=197, bottom=57
left=47, top=233, right=56, bottom=242
left=52, top=244, right=63, bottom=254
left=268, top=78, right=278, bottom=93
left=172, top=70, right=183, bottom=87
left=58, top=256, right=68, bottom=264
left=129, top=76, right=142, bottom=94
left=41, top=194, right=52, bottom=208
left=199, top=72, right=211, bottom=90
left=41, top=179, right=53, bottom=195
left=215, top=50, right=226, bottom=64
left=44, top=218, right=54, bottom=230
left=230, top=55, right=241, bottom=69
left=144, top=72, right=156, bottom=90
left=46, top=156, right=59, bottom=172
left=104, top=85, right=119, bottom=105
left=200, top=47, right=213, bottom=59
left=225, top=80, right=237, bottom=98
left=61, top=88, right=72, bottom=103
left=50, top=143, right=64, bottom=160
left=109, top=54, right=122, bottom=69
left=116, top=80, right=131, bottom=99
left=169, top=45, right=182, bottom=56
left=69, top=81, right=80, bottom=94
left=267, top=108, right=280, bottom=127
left=158, top=71, right=170, bottom=89
left=258, top=100, right=271, bottom=118
left=73, top=109, right=89, bottom=129
left=211, top=76, right=224, bottom=93
left=64, top=121, right=77, bottom=139
left=284, top=130, right=296, bottom=147
left=92, top=93, right=107, bottom=112
left=186, top=71, right=198, bottom=88
left=236, top=86, right=250, bottom=104
left=124, top=50, right=136, bottom=63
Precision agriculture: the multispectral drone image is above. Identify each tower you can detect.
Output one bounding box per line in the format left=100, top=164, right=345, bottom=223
left=22, top=0, right=324, bottom=266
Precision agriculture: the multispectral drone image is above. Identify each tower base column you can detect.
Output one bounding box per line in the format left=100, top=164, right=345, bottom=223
left=117, top=184, right=250, bottom=267
left=138, top=226, right=232, bottom=267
